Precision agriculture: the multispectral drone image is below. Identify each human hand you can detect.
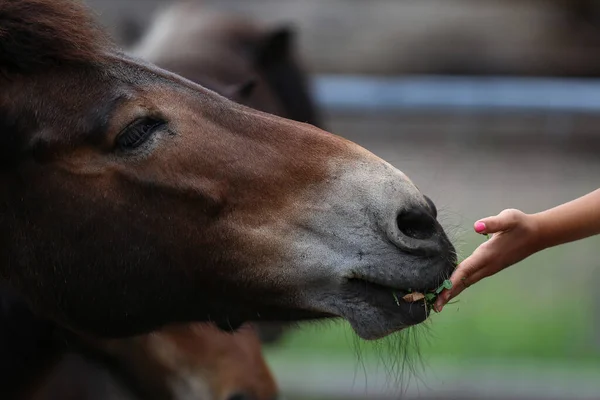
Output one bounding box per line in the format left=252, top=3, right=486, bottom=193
left=434, top=209, right=542, bottom=312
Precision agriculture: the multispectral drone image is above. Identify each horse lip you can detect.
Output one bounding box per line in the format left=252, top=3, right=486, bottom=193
left=345, top=276, right=433, bottom=315
left=341, top=277, right=432, bottom=338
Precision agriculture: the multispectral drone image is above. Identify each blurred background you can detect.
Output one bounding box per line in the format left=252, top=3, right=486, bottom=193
left=85, top=1, right=600, bottom=399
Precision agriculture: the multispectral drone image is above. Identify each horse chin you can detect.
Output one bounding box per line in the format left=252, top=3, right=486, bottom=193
left=337, top=280, right=431, bottom=340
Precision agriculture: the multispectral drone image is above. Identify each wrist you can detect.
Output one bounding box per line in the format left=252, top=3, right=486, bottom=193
left=528, top=212, right=551, bottom=252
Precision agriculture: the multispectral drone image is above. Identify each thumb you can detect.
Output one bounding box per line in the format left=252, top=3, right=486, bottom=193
left=474, top=209, right=518, bottom=234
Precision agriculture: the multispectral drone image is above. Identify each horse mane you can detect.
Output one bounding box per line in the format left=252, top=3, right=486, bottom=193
left=0, top=0, right=112, bottom=76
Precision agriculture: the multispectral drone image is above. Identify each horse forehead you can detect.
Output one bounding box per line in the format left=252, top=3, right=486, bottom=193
left=110, top=53, right=211, bottom=95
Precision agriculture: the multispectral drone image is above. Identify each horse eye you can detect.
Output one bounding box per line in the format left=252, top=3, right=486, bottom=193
left=117, top=118, right=165, bottom=150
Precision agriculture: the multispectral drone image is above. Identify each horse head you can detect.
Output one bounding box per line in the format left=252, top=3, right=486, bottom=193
left=0, top=0, right=456, bottom=341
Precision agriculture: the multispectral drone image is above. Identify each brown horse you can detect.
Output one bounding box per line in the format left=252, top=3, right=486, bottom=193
left=0, top=0, right=455, bottom=348
left=194, top=0, right=600, bottom=77
left=128, top=2, right=325, bottom=345
left=29, top=324, right=277, bottom=400
left=27, top=7, right=330, bottom=400
left=130, top=3, right=322, bottom=128
left=100, top=324, right=277, bottom=400
left=0, top=287, right=278, bottom=400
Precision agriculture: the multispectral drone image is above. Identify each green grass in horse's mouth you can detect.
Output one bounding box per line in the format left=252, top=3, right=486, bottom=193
left=394, top=279, right=453, bottom=311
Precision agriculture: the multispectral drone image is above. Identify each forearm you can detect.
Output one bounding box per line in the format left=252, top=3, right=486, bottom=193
left=532, top=189, right=600, bottom=250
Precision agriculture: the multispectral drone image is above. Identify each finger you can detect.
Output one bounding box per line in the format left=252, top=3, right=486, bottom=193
left=433, top=294, right=448, bottom=312
left=445, top=268, right=490, bottom=303
left=434, top=273, right=468, bottom=312
left=434, top=277, right=467, bottom=311
left=474, top=209, right=520, bottom=235
left=434, top=251, right=493, bottom=311
left=434, top=269, right=486, bottom=312
left=433, top=266, right=472, bottom=312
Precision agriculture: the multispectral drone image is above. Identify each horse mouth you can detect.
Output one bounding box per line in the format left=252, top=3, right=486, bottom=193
left=333, top=273, right=447, bottom=340
left=348, top=278, right=434, bottom=310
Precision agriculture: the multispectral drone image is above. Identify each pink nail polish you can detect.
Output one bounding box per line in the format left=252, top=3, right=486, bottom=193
left=474, top=222, right=486, bottom=233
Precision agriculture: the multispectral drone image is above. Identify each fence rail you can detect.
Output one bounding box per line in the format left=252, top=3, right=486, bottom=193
left=313, top=75, right=600, bottom=113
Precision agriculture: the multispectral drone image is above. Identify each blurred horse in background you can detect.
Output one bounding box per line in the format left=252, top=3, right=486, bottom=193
left=129, top=2, right=322, bottom=127
left=111, top=0, right=600, bottom=77
left=30, top=324, right=278, bottom=400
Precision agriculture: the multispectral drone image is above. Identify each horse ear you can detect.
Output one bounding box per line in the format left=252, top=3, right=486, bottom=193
left=224, top=79, right=258, bottom=102
left=255, top=26, right=295, bottom=67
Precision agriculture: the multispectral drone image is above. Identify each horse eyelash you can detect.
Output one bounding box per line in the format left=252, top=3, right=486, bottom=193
left=117, top=118, right=166, bottom=150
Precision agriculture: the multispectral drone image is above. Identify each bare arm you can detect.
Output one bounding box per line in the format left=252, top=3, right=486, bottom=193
left=533, top=189, right=600, bottom=249
left=435, top=189, right=600, bottom=312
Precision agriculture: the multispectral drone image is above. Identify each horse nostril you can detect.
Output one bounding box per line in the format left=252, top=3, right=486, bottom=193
left=396, top=209, right=437, bottom=241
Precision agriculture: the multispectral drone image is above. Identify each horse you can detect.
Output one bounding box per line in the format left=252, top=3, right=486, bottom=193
left=128, top=1, right=327, bottom=344
left=23, top=7, right=331, bottom=400
left=129, top=2, right=322, bottom=128
left=187, top=0, right=600, bottom=77
left=0, top=0, right=455, bottom=351
left=28, top=324, right=278, bottom=400
left=1, top=287, right=278, bottom=400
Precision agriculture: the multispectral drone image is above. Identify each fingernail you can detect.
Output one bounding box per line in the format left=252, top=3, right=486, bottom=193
left=474, top=221, right=486, bottom=233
